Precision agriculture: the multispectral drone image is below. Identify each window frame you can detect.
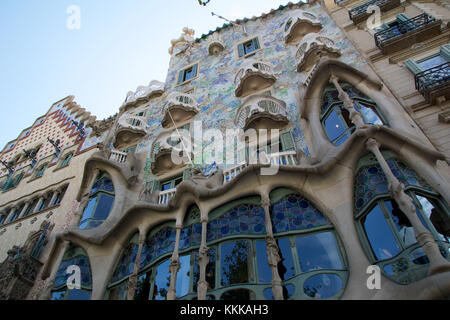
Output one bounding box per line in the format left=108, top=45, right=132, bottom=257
left=236, top=36, right=262, bottom=59
left=177, top=62, right=199, bottom=86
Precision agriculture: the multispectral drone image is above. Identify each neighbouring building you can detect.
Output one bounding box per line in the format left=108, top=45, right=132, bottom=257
left=1, top=0, right=450, bottom=300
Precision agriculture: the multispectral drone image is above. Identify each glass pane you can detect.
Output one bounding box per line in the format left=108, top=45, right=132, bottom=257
left=295, top=232, right=343, bottom=272
left=358, top=102, right=383, bottom=125
left=153, top=260, right=171, bottom=300
left=93, top=194, right=114, bottom=220
left=134, top=270, right=152, bottom=300
left=108, top=282, right=128, bottom=300
left=79, top=197, right=97, bottom=229
left=303, top=274, right=343, bottom=299
left=385, top=200, right=417, bottom=247
left=363, top=204, right=400, bottom=260
left=324, top=108, right=346, bottom=142
left=415, top=195, right=449, bottom=242
left=263, top=284, right=295, bottom=300
left=161, top=182, right=172, bottom=191
left=256, top=241, right=272, bottom=284
left=220, top=289, right=252, bottom=300
left=221, top=240, right=251, bottom=286
left=277, top=238, right=296, bottom=280
left=193, top=247, right=216, bottom=292
left=66, top=289, right=91, bottom=300
left=176, top=255, right=191, bottom=298
left=51, top=290, right=66, bottom=300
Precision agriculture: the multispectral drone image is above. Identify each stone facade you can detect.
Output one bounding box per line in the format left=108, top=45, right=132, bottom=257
left=1, top=0, right=449, bottom=300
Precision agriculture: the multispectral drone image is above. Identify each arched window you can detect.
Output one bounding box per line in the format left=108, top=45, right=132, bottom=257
left=51, top=246, right=92, bottom=300
left=269, top=188, right=347, bottom=299
left=107, top=233, right=139, bottom=300
left=135, top=206, right=202, bottom=301
left=354, top=152, right=450, bottom=284
left=79, top=172, right=115, bottom=230
left=321, top=82, right=385, bottom=146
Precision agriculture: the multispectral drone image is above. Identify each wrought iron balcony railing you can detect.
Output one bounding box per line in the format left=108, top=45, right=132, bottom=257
left=374, top=13, right=436, bottom=49
left=415, top=62, right=450, bottom=100
left=349, top=0, right=400, bottom=23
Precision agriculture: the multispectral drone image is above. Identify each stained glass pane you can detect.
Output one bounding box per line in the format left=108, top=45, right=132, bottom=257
left=271, top=194, right=329, bottom=234
left=256, top=241, right=271, bottom=284
left=295, top=232, right=343, bottom=272
left=111, top=239, right=139, bottom=283
left=53, top=248, right=92, bottom=291
left=140, top=227, right=177, bottom=269
left=176, top=255, right=191, bottom=298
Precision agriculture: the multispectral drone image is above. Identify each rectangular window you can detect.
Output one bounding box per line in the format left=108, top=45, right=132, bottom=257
left=237, top=37, right=260, bottom=57
left=178, top=64, right=198, bottom=85
left=0, top=214, right=6, bottom=225
left=160, top=175, right=183, bottom=191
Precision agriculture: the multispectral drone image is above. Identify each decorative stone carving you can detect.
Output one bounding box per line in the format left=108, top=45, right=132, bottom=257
left=207, top=33, right=225, bottom=56
left=190, top=167, right=224, bottom=189
left=169, top=27, right=195, bottom=55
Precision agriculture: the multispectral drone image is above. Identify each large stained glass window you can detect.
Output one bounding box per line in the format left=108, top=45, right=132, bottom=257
left=355, top=152, right=450, bottom=284
left=320, top=82, right=384, bottom=146
left=268, top=188, right=347, bottom=300
left=79, top=172, right=115, bottom=230
left=107, top=233, right=139, bottom=300
left=51, top=246, right=92, bottom=300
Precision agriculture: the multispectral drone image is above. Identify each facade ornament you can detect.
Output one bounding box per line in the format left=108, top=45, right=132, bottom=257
left=329, top=75, right=365, bottom=128
left=167, top=226, right=182, bottom=300
left=366, top=138, right=450, bottom=275
left=196, top=245, right=210, bottom=300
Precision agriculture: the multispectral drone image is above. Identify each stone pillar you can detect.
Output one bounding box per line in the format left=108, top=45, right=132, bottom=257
left=167, top=225, right=181, bottom=300
left=72, top=169, right=100, bottom=228
left=18, top=202, right=30, bottom=219
left=39, top=240, right=70, bottom=300
left=261, top=195, right=284, bottom=300
left=366, top=138, right=450, bottom=275
left=33, top=197, right=44, bottom=214
left=126, top=233, right=146, bottom=300
left=329, top=75, right=365, bottom=129
left=197, top=213, right=210, bottom=300
left=49, top=191, right=58, bottom=207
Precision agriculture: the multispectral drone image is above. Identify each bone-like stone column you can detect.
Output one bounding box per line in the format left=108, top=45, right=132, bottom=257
left=366, top=138, right=450, bottom=275
left=39, top=240, right=70, bottom=300
left=261, top=195, right=284, bottom=300
left=166, top=225, right=182, bottom=300
left=197, top=213, right=210, bottom=300
left=127, top=233, right=146, bottom=300
left=329, top=75, right=365, bottom=129
left=72, top=169, right=100, bottom=227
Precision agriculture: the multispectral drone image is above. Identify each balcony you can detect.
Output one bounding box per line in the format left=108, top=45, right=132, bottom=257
left=158, top=188, right=176, bottom=205
left=374, top=14, right=442, bottom=54
left=296, top=33, right=341, bottom=72
left=151, top=132, right=191, bottom=175
left=121, top=81, right=164, bottom=113
left=114, top=113, right=149, bottom=148
left=284, top=11, right=322, bottom=44
left=161, top=92, right=199, bottom=128
left=349, top=0, right=401, bottom=25
left=223, top=151, right=298, bottom=184
left=234, top=61, right=276, bottom=97
left=235, top=95, right=289, bottom=131
left=415, top=62, right=450, bottom=104
left=109, top=149, right=128, bottom=164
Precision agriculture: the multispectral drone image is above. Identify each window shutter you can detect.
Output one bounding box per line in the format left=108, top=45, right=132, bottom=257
left=404, top=59, right=424, bottom=75
left=178, top=70, right=185, bottom=84
left=192, top=64, right=198, bottom=78
left=253, top=37, right=260, bottom=50
left=238, top=43, right=245, bottom=57
left=183, top=168, right=191, bottom=181
left=280, top=130, right=295, bottom=152
left=440, top=44, right=450, bottom=61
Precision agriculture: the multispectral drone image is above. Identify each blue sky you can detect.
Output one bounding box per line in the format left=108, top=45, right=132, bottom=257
left=0, top=0, right=296, bottom=148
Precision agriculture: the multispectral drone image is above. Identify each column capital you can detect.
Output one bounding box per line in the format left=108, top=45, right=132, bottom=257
left=365, top=138, right=381, bottom=152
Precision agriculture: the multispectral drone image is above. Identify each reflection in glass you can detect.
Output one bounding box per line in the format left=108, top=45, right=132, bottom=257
left=416, top=195, right=450, bottom=242
left=363, top=204, right=400, bottom=260
left=108, top=282, right=128, bottom=300
left=220, top=289, right=253, bottom=300
left=256, top=241, right=271, bottom=284
left=295, top=232, right=343, bottom=272
left=324, top=109, right=344, bottom=142
left=193, top=248, right=216, bottom=292
left=263, top=284, right=295, bottom=300
left=134, top=270, right=152, bottom=300
left=385, top=200, right=417, bottom=247
left=303, top=274, right=343, bottom=299
left=153, top=260, right=171, bottom=300
left=277, top=238, right=295, bottom=280
left=176, top=255, right=190, bottom=298
left=221, top=241, right=251, bottom=286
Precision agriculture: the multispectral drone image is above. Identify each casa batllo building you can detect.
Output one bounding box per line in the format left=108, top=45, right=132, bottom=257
left=1, top=0, right=450, bottom=300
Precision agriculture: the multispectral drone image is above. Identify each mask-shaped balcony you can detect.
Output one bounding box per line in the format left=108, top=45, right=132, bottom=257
left=121, top=81, right=164, bottom=113
left=234, top=61, right=276, bottom=98
left=296, top=33, right=341, bottom=72
left=150, top=131, right=192, bottom=175
left=284, top=11, right=322, bottom=44
left=235, top=95, right=289, bottom=131
left=114, top=113, right=149, bottom=148
left=161, top=92, right=199, bottom=129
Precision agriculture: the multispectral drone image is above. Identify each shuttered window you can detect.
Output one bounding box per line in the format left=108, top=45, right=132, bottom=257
left=237, top=37, right=260, bottom=57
